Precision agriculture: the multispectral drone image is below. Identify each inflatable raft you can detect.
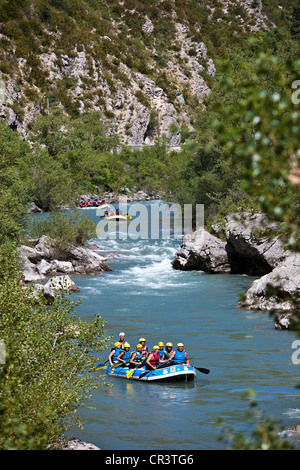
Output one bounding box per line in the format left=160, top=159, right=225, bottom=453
left=100, top=214, right=132, bottom=221
left=107, top=364, right=196, bottom=382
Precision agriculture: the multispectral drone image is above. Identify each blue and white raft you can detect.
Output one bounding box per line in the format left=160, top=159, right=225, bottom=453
left=106, top=364, right=196, bottom=382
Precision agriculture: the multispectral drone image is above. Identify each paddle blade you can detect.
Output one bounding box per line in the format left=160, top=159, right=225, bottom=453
left=111, top=362, right=124, bottom=369
left=93, top=365, right=107, bottom=372
left=126, top=368, right=135, bottom=379
left=94, top=361, right=106, bottom=368
left=195, top=367, right=210, bottom=374
left=93, top=360, right=109, bottom=372
left=138, top=370, right=151, bottom=379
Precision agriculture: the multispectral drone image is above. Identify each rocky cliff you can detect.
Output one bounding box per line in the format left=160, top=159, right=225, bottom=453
left=0, top=0, right=284, bottom=146
left=172, top=213, right=300, bottom=317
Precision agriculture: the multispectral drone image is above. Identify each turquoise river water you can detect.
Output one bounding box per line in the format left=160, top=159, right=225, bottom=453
left=63, top=201, right=299, bottom=450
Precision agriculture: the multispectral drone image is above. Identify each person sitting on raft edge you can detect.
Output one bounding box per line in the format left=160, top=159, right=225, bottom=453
left=169, top=343, right=189, bottom=365
left=158, top=342, right=165, bottom=360
left=162, top=342, right=173, bottom=363
left=117, top=342, right=131, bottom=364
left=108, top=342, right=122, bottom=365
left=139, top=337, right=148, bottom=358
left=146, top=345, right=162, bottom=370
left=130, top=344, right=144, bottom=368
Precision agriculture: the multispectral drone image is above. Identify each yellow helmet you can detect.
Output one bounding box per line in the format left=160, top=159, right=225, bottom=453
left=136, top=344, right=143, bottom=349
left=139, top=337, right=146, bottom=343
left=177, top=343, right=184, bottom=348
left=158, top=342, right=164, bottom=347
left=153, top=345, right=159, bottom=350
left=123, top=342, right=130, bottom=348
left=114, top=341, right=120, bottom=348
left=166, top=342, right=173, bottom=347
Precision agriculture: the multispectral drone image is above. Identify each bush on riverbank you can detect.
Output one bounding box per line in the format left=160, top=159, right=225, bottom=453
left=0, top=245, right=111, bottom=450
left=26, top=209, right=96, bottom=258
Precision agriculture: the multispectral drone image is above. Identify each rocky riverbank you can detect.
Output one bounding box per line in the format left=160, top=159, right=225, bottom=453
left=18, top=235, right=114, bottom=302
left=54, top=437, right=100, bottom=450
left=172, top=213, right=300, bottom=328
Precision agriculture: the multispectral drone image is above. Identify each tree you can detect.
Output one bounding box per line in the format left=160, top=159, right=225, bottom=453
left=213, top=42, right=300, bottom=450
left=214, top=46, right=300, bottom=251
left=0, top=246, right=111, bottom=450
left=217, top=390, right=294, bottom=450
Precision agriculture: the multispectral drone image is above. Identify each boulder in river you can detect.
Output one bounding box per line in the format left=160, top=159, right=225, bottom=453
left=237, top=255, right=300, bottom=313
left=224, top=213, right=285, bottom=275
left=172, top=229, right=231, bottom=273
left=19, top=236, right=113, bottom=281
left=62, top=438, right=100, bottom=450
left=172, top=212, right=300, bottom=317
left=27, top=202, right=44, bottom=214
left=18, top=236, right=113, bottom=301
left=44, top=275, right=80, bottom=294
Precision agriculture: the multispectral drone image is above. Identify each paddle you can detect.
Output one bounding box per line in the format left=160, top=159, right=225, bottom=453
left=126, top=357, right=147, bottom=379
left=111, top=361, right=130, bottom=369
left=162, top=357, right=210, bottom=374
left=93, top=359, right=109, bottom=372
left=138, top=361, right=210, bottom=378
left=138, top=369, right=152, bottom=379
left=193, top=366, right=210, bottom=374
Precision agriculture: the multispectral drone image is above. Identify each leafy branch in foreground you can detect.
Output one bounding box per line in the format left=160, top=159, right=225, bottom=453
left=216, top=390, right=294, bottom=450
left=0, top=246, right=112, bottom=450
left=213, top=45, right=300, bottom=251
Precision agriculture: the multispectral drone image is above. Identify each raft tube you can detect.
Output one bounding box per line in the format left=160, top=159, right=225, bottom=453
left=100, top=215, right=132, bottom=221
left=107, top=364, right=196, bottom=382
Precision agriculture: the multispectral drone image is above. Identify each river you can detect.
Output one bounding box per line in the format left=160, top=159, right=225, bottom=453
left=67, top=201, right=299, bottom=450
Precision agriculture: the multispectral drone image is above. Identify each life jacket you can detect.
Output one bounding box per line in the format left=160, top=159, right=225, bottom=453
left=141, top=345, right=148, bottom=358
left=112, top=349, right=120, bottom=362
left=149, top=351, right=160, bottom=367
left=132, top=351, right=143, bottom=363
left=120, top=349, right=131, bottom=362
left=172, top=349, right=186, bottom=365
left=159, top=349, right=164, bottom=359
left=163, top=349, right=172, bottom=360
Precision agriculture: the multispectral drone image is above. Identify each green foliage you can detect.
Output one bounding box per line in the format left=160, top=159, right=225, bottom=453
left=0, top=0, right=293, bottom=110
left=213, top=41, right=300, bottom=251
left=0, top=121, right=31, bottom=244
left=217, top=390, right=294, bottom=450
left=26, top=209, right=96, bottom=258
left=0, top=245, right=112, bottom=450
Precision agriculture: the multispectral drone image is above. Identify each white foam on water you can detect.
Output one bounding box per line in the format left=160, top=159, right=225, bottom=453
left=283, top=408, right=300, bottom=418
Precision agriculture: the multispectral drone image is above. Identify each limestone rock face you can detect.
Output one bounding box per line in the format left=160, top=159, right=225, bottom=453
left=172, top=213, right=300, bottom=314
left=237, top=255, right=300, bottom=312
left=172, top=229, right=231, bottom=273
left=18, top=237, right=113, bottom=301
left=62, top=438, right=100, bottom=451
left=225, top=213, right=285, bottom=275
